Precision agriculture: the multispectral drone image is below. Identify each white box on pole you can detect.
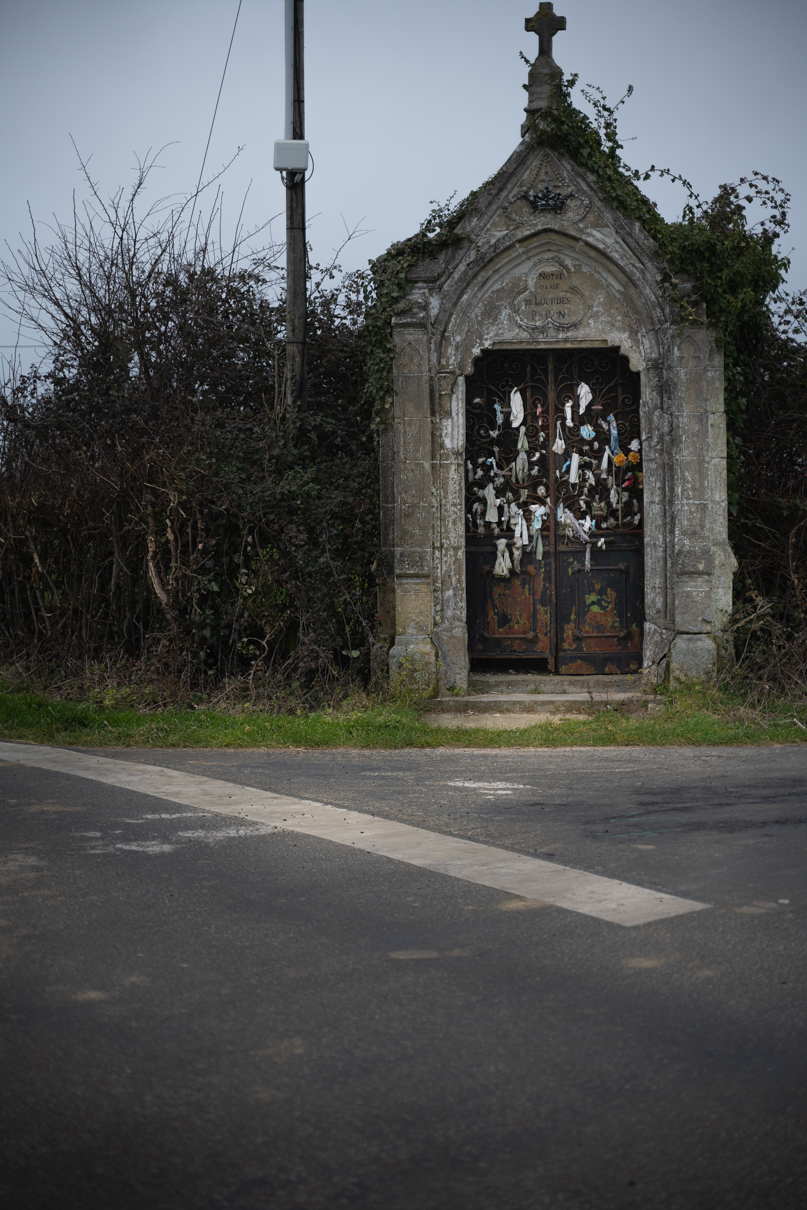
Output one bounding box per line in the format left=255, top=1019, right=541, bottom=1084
left=273, top=140, right=309, bottom=172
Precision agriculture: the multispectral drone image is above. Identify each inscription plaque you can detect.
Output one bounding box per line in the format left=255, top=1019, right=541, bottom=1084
left=513, top=257, right=587, bottom=333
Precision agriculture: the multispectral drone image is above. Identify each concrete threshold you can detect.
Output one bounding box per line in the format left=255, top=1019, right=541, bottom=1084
left=468, top=673, right=644, bottom=695
left=425, top=692, right=652, bottom=716
left=426, top=712, right=583, bottom=729
left=424, top=688, right=663, bottom=727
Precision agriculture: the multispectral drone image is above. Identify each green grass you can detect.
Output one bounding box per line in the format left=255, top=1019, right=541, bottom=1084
left=0, top=686, right=806, bottom=749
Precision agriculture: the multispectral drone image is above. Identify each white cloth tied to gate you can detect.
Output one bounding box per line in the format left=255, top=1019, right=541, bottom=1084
left=569, top=451, right=580, bottom=485
left=562, top=507, right=594, bottom=569
left=564, top=399, right=574, bottom=426
left=600, top=446, right=611, bottom=478
left=493, top=538, right=512, bottom=578
left=608, top=412, right=620, bottom=455
left=578, top=382, right=593, bottom=414
left=511, top=536, right=523, bottom=574
left=484, top=483, right=499, bottom=523
left=531, top=503, right=546, bottom=527
left=552, top=421, right=566, bottom=455
left=530, top=504, right=546, bottom=560
left=563, top=508, right=589, bottom=545
left=471, top=500, right=485, bottom=533
left=515, top=425, right=529, bottom=483
left=510, top=388, right=524, bottom=428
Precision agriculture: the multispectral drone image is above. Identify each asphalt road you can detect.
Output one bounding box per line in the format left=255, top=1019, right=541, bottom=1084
left=1, top=743, right=806, bottom=1210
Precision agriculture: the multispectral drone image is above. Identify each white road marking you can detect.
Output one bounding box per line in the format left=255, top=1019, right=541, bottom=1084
left=113, top=841, right=177, bottom=854
left=141, top=812, right=198, bottom=819
left=0, top=743, right=710, bottom=927
left=176, top=826, right=269, bottom=841
left=448, top=781, right=533, bottom=790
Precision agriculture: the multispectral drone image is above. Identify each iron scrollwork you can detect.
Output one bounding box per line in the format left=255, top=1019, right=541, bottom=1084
left=465, top=350, right=643, bottom=545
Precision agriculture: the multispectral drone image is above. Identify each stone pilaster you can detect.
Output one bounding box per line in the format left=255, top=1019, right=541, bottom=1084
left=387, top=293, right=437, bottom=692
left=431, top=370, right=469, bottom=692
left=667, top=328, right=735, bottom=681
left=371, top=410, right=396, bottom=682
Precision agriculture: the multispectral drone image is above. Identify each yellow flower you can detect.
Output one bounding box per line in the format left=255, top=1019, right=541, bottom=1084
left=613, top=452, right=627, bottom=467
left=628, top=450, right=640, bottom=464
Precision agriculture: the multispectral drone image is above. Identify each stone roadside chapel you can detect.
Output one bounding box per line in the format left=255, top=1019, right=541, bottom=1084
left=376, top=5, right=735, bottom=694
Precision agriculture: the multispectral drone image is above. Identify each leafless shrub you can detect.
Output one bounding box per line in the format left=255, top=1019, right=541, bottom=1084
left=720, top=581, right=807, bottom=704
left=0, top=153, right=378, bottom=704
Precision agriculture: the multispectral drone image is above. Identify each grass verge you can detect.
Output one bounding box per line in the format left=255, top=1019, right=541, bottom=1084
left=0, top=685, right=806, bottom=749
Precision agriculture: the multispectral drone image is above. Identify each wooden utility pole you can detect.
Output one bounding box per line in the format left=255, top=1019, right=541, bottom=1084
left=285, top=0, right=307, bottom=415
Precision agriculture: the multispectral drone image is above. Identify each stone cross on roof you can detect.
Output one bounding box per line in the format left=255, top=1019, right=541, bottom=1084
left=525, top=3, right=566, bottom=60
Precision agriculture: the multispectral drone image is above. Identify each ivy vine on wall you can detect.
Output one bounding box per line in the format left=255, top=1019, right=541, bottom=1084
left=361, top=187, right=493, bottom=425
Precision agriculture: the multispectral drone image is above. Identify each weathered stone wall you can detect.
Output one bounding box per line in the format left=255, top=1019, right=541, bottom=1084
left=379, top=140, right=735, bottom=691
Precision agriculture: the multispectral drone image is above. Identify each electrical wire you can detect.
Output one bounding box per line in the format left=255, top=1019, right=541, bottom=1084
left=188, top=0, right=244, bottom=228
left=280, top=150, right=315, bottom=190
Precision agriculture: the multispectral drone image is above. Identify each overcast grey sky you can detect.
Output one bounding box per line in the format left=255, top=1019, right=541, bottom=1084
left=1, top=0, right=805, bottom=361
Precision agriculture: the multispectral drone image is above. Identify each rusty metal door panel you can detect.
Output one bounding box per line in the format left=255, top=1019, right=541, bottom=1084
left=466, top=544, right=490, bottom=656
left=464, top=349, right=644, bottom=673
left=465, top=542, right=552, bottom=656
left=556, top=538, right=643, bottom=674
left=531, top=557, right=552, bottom=653
left=488, top=575, right=534, bottom=638
left=487, top=563, right=551, bottom=652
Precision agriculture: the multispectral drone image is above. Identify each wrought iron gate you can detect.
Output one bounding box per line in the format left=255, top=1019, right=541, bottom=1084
left=465, top=349, right=644, bottom=674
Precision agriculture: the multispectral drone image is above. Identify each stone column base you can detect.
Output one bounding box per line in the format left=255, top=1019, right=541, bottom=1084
left=433, top=622, right=469, bottom=694
left=669, top=633, right=718, bottom=683
left=388, top=634, right=438, bottom=696
left=641, top=622, right=675, bottom=687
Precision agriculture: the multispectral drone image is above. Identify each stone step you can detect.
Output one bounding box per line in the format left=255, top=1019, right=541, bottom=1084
left=468, top=673, right=643, bottom=694
left=426, top=713, right=584, bottom=729
left=426, top=691, right=654, bottom=716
